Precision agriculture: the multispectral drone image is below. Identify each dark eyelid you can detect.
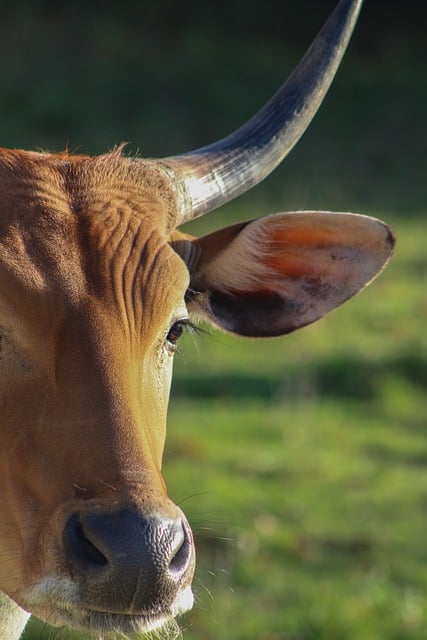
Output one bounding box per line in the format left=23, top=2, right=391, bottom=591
left=176, top=318, right=196, bottom=331
left=177, top=319, right=206, bottom=337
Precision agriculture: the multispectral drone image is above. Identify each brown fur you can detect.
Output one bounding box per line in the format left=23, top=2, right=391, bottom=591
left=0, top=149, right=193, bottom=630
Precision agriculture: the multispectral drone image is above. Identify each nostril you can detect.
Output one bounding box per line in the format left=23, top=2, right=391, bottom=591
left=168, top=520, right=193, bottom=577
left=64, top=513, right=108, bottom=570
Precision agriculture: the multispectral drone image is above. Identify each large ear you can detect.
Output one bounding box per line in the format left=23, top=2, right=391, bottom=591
left=171, top=212, right=395, bottom=337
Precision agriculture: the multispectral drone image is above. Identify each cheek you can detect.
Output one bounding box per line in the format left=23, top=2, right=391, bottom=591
left=140, top=351, right=175, bottom=461
left=152, top=352, right=174, bottom=415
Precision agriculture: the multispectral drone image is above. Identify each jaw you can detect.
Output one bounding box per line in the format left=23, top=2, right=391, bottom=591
left=43, top=607, right=179, bottom=636
left=21, top=578, right=194, bottom=635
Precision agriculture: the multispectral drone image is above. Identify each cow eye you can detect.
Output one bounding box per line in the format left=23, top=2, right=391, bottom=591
left=165, top=320, right=189, bottom=354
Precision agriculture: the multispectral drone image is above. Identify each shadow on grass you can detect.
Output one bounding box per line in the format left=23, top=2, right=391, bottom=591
left=172, top=353, right=427, bottom=402
left=365, top=445, right=427, bottom=468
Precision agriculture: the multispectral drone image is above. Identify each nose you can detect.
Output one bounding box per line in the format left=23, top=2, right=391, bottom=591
left=63, top=508, right=194, bottom=612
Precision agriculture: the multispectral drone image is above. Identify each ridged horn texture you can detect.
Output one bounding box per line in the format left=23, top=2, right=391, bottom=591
left=158, top=0, right=363, bottom=225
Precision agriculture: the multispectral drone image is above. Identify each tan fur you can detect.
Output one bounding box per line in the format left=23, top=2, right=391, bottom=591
left=0, top=591, right=30, bottom=640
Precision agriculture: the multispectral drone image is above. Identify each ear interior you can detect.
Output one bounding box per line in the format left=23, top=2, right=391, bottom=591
left=185, top=211, right=394, bottom=337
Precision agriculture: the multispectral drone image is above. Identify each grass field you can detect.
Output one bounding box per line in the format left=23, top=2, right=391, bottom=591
left=165, top=216, right=426, bottom=640
left=24, top=215, right=426, bottom=639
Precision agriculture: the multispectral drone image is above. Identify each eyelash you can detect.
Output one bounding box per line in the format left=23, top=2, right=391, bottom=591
left=165, top=319, right=198, bottom=355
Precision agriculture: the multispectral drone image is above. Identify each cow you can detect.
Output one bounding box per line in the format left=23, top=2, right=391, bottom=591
left=0, top=0, right=394, bottom=638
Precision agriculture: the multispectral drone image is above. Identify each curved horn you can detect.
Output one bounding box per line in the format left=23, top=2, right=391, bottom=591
left=159, top=0, right=363, bottom=225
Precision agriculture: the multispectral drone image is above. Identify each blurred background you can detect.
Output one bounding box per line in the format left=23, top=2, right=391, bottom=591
left=0, top=1, right=424, bottom=638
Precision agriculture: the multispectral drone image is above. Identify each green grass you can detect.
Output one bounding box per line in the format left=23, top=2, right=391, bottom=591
left=162, top=216, right=427, bottom=640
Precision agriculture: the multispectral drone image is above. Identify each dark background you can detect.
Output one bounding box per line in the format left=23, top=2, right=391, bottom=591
left=0, top=0, right=424, bottom=218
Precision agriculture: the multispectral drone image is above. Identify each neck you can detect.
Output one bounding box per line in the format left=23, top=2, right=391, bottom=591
left=0, top=591, right=30, bottom=640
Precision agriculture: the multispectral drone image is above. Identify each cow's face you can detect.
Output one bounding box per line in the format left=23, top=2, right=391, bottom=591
left=0, top=151, right=393, bottom=636
left=0, top=154, right=195, bottom=634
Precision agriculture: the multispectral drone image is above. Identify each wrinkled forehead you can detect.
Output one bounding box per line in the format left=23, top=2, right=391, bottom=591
left=0, top=150, right=189, bottom=331
left=78, top=211, right=190, bottom=332
left=0, top=149, right=182, bottom=230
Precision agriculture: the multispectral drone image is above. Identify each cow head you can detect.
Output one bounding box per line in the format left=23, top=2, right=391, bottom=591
left=0, top=0, right=394, bottom=637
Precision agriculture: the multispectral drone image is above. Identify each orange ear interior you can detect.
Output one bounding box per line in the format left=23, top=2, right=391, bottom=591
left=268, top=224, right=342, bottom=247
left=258, top=223, right=343, bottom=281
left=256, top=214, right=393, bottom=286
